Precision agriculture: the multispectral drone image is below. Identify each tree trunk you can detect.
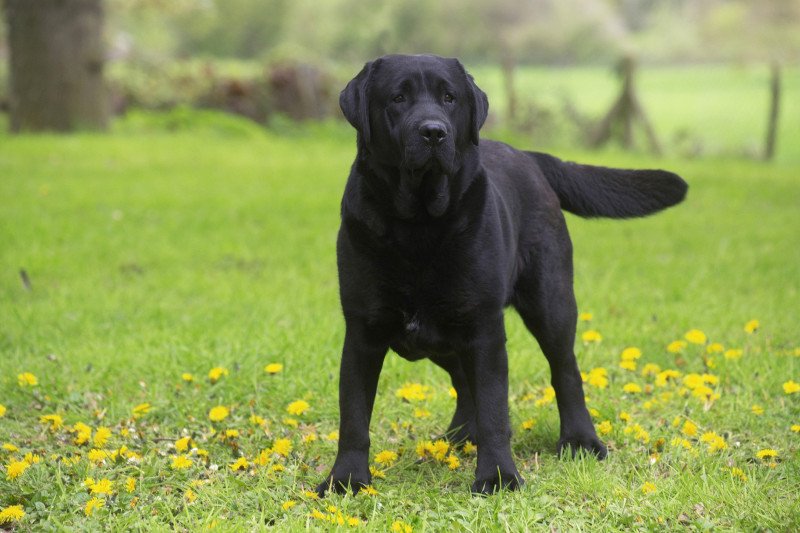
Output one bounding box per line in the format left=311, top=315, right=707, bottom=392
left=764, top=63, right=781, bottom=161
left=5, top=0, right=108, bottom=132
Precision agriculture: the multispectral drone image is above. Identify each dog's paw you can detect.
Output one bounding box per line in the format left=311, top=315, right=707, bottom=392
left=557, top=434, right=608, bottom=460
left=470, top=471, right=523, bottom=495
left=315, top=474, right=370, bottom=498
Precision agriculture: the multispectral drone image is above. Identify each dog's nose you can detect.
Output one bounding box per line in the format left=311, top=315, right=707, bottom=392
left=419, top=121, right=448, bottom=146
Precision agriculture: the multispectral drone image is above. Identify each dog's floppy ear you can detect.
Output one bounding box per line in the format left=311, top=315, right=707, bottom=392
left=340, top=60, right=378, bottom=146
left=452, top=59, right=488, bottom=145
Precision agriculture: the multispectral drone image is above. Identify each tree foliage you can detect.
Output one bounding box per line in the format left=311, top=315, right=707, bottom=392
left=98, top=0, right=800, bottom=64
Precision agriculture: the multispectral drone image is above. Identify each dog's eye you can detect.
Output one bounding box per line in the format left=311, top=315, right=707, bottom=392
left=392, top=95, right=405, bottom=104
left=444, top=93, right=455, bottom=103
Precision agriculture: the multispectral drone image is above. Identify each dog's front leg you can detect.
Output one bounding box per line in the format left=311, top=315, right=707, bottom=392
left=463, top=316, right=523, bottom=494
left=316, top=318, right=387, bottom=496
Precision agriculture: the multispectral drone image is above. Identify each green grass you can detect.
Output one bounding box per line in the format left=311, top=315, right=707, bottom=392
left=1, top=107, right=799, bottom=531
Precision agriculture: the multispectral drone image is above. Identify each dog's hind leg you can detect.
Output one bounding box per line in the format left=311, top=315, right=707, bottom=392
left=513, top=232, right=607, bottom=459
left=430, top=355, right=478, bottom=445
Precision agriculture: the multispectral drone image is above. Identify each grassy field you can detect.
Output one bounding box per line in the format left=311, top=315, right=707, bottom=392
left=470, top=64, right=800, bottom=162
left=1, top=102, right=799, bottom=531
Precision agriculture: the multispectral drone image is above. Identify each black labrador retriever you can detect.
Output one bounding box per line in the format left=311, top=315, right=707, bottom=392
left=317, top=54, right=687, bottom=495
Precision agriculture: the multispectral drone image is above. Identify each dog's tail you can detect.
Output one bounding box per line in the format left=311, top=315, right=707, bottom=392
left=529, top=152, right=688, bottom=218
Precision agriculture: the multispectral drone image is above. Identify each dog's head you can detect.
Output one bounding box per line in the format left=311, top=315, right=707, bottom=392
left=340, top=55, right=488, bottom=218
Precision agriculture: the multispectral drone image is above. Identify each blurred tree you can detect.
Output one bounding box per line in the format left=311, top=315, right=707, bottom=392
left=4, top=0, right=108, bottom=132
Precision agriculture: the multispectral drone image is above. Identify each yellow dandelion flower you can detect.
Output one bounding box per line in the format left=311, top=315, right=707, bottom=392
left=700, top=432, right=727, bottom=452
left=208, top=366, right=229, bottom=383
left=751, top=405, right=764, bottom=416
left=582, top=330, right=602, bottom=344
left=310, top=509, right=327, bottom=520
left=283, top=417, right=299, bottom=428
left=641, top=363, right=661, bottom=377
left=681, top=420, right=698, bottom=437
left=39, top=414, right=63, bottom=431
left=250, top=415, right=265, bottom=426
left=463, top=441, right=477, bottom=454
left=756, top=449, right=778, bottom=460
left=392, top=520, right=414, bottom=533
left=171, top=454, right=193, bottom=469
left=744, top=319, right=759, bottom=334
left=93, top=427, right=112, bottom=448
left=71, top=423, right=95, bottom=444
left=586, top=367, right=609, bottom=389
left=578, top=312, right=593, bottom=322
left=413, top=407, right=431, bottom=419
left=448, top=387, right=457, bottom=399
left=5, top=460, right=29, bottom=480
left=185, top=489, right=197, bottom=503
left=2, top=443, right=18, bottom=453
left=783, top=380, right=800, bottom=395
left=706, top=342, right=724, bottom=354
left=724, top=349, right=743, bottom=360
left=622, top=383, right=642, bottom=394
left=125, top=477, right=136, bottom=493
left=302, top=433, right=317, bottom=444
left=84, top=497, right=104, bottom=517
left=641, top=481, right=656, bottom=494
left=535, top=386, right=556, bottom=406
left=87, top=449, right=108, bottom=464
left=791, top=424, right=800, bottom=433
left=286, top=400, right=310, bottom=416
left=282, top=500, right=297, bottom=511
left=729, top=467, right=747, bottom=482
left=621, top=347, right=642, bottom=361
left=271, top=438, right=292, bottom=457
left=396, top=382, right=431, bottom=401
left=446, top=453, right=460, bottom=470
left=619, top=360, right=637, bottom=371
left=361, top=485, right=379, bottom=496
left=90, top=478, right=114, bottom=495
left=264, top=363, right=284, bottom=374
left=655, top=369, right=681, bottom=387
left=0, top=504, right=25, bottom=524
left=370, top=466, right=386, bottom=479
left=684, top=329, right=707, bottom=345
left=325, top=430, right=339, bottom=441
left=666, top=340, right=687, bottom=353
left=208, top=406, right=229, bottom=422
left=375, top=450, right=398, bottom=466
left=671, top=437, right=692, bottom=450
left=521, top=419, right=536, bottom=431
left=619, top=411, right=631, bottom=423
left=597, top=420, right=612, bottom=435
left=23, top=453, right=41, bottom=465
left=230, top=457, right=249, bottom=471
left=0, top=404, right=6, bottom=418
left=17, top=372, right=38, bottom=387
left=175, top=436, right=192, bottom=452
left=132, top=403, right=151, bottom=417
left=181, top=373, right=194, bottom=382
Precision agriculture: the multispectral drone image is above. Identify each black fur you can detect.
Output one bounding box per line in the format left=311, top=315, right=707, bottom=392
left=317, top=54, right=687, bottom=496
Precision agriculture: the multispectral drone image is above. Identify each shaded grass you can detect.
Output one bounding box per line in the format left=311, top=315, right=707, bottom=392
left=1, top=111, right=799, bottom=530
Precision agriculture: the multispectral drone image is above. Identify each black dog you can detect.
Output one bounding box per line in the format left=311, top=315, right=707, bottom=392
left=317, top=54, right=687, bottom=495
